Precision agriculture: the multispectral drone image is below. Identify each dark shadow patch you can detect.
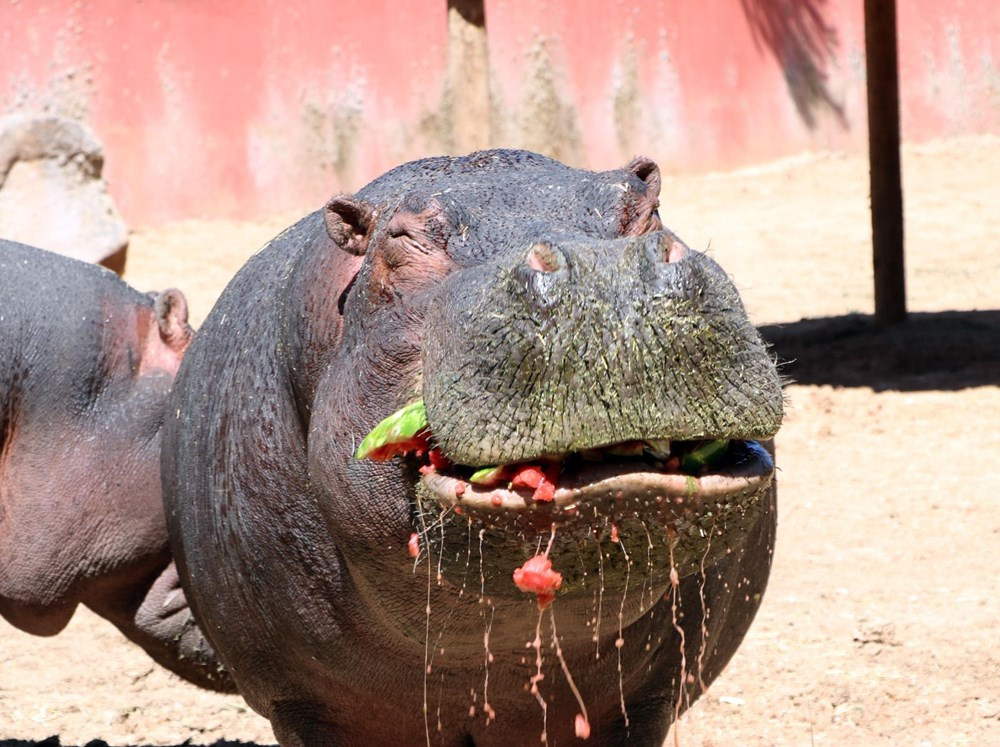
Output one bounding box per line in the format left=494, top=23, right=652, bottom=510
left=0, top=740, right=274, bottom=747
left=740, top=0, right=848, bottom=129
left=760, top=310, right=1000, bottom=391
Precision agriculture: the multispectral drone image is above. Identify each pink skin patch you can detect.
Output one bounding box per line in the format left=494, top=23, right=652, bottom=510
left=408, top=532, right=420, bottom=558
left=512, top=554, right=563, bottom=609
left=666, top=238, right=686, bottom=264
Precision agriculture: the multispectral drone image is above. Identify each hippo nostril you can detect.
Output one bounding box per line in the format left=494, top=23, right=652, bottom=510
left=665, top=238, right=685, bottom=264
left=526, top=242, right=564, bottom=273
left=640, top=234, right=687, bottom=268
left=517, top=242, right=567, bottom=310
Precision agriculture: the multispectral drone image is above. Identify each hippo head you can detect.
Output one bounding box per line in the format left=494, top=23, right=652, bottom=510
left=0, top=243, right=194, bottom=638
left=309, top=150, right=781, bottom=651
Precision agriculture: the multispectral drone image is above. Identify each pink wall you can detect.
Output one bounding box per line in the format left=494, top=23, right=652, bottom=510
left=2, top=1, right=997, bottom=225
left=485, top=0, right=864, bottom=171
left=2, top=0, right=449, bottom=223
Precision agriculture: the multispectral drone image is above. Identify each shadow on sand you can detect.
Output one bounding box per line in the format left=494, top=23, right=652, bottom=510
left=0, top=740, right=274, bottom=747
left=760, top=309, right=1000, bottom=391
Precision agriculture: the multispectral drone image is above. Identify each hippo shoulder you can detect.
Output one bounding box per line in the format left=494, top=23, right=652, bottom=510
left=163, top=209, right=346, bottom=514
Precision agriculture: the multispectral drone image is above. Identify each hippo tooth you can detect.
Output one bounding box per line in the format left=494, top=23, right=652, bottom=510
left=644, top=439, right=672, bottom=459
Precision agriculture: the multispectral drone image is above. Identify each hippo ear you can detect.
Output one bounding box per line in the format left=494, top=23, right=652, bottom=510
left=626, top=156, right=661, bottom=199
left=154, top=289, right=193, bottom=353
left=325, top=194, right=375, bottom=256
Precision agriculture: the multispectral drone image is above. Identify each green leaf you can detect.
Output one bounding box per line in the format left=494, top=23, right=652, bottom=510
left=355, top=400, right=428, bottom=460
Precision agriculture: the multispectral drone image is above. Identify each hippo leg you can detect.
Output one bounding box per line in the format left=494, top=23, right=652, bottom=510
left=87, top=561, right=235, bottom=692
left=131, top=562, right=235, bottom=691
left=271, top=702, right=460, bottom=747
left=270, top=706, right=346, bottom=747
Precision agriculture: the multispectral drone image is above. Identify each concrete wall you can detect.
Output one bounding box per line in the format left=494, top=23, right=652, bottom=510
left=2, top=0, right=997, bottom=225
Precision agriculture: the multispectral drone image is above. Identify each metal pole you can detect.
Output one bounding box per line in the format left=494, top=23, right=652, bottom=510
left=864, top=0, right=906, bottom=324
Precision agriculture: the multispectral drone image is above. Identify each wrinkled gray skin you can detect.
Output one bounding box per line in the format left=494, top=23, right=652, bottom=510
left=164, top=150, right=783, bottom=745
left=0, top=240, right=232, bottom=692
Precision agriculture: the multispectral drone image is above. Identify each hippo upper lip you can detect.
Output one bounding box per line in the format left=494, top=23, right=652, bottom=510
left=419, top=440, right=773, bottom=515
left=420, top=239, right=784, bottom=468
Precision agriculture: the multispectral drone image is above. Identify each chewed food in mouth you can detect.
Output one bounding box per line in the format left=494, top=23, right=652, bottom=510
left=355, top=399, right=736, bottom=495
left=352, top=400, right=770, bottom=526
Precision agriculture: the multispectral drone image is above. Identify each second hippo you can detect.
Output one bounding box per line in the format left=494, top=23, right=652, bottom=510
left=0, top=239, right=232, bottom=691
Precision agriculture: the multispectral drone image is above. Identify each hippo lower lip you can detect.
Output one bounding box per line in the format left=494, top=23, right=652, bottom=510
left=413, top=439, right=773, bottom=606
left=419, top=439, right=773, bottom=520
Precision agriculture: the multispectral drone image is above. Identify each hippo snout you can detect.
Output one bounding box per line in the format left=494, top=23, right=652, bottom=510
left=421, top=232, right=782, bottom=467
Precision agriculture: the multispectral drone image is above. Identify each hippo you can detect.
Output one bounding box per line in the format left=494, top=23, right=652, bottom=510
left=163, top=149, right=783, bottom=744
left=0, top=239, right=232, bottom=692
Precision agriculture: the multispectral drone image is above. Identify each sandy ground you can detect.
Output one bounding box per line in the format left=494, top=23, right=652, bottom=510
left=1, top=136, right=998, bottom=746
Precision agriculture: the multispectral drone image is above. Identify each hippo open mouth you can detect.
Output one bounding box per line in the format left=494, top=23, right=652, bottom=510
left=419, top=438, right=772, bottom=519
left=395, top=436, right=771, bottom=608
left=356, top=399, right=774, bottom=588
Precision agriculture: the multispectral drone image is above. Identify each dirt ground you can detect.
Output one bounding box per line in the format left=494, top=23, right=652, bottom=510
left=1, top=136, right=998, bottom=746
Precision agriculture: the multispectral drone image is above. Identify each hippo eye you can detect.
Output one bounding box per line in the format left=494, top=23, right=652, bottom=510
left=383, top=233, right=428, bottom=269
left=385, top=202, right=446, bottom=252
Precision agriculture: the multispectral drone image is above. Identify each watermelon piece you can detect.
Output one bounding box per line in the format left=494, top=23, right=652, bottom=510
left=574, top=714, right=591, bottom=739
left=532, top=479, right=556, bottom=502
left=513, top=554, right=563, bottom=609
left=510, top=464, right=545, bottom=489
left=355, top=400, right=429, bottom=461
left=509, top=462, right=559, bottom=502
left=681, top=439, right=729, bottom=473
left=469, top=465, right=510, bottom=485
left=362, top=434, right=431, bottom=462
left=427, top=448, right=451, bottom=471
